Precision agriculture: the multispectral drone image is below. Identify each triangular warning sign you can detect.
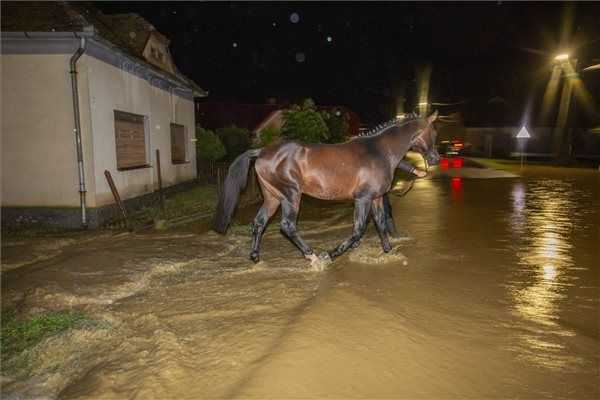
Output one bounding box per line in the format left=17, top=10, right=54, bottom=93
left=516, top=126, right=531, bottom=138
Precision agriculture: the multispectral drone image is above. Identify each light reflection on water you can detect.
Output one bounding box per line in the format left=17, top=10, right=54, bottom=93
left=509, top=180, right=585, bottom=369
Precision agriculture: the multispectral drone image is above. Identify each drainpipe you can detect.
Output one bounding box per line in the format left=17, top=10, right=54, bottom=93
left=70, top=35, right=88, bottom=228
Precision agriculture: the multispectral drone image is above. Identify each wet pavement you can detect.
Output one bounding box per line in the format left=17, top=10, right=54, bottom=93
left=1, top=162, right=599, bottom=399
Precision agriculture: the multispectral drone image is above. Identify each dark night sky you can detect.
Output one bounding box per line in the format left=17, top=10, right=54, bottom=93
left=95, top=1, right=600, bottom=124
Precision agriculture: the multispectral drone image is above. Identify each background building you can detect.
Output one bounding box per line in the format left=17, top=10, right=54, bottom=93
left=1, top=2, right=207, bottom=228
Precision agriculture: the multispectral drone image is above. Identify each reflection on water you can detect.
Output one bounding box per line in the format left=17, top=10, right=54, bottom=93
left=450, top=177, right=463, bottom=202
left=3, top=172, right=598, bottom=399
left=509, top=180, right=585, bottom=369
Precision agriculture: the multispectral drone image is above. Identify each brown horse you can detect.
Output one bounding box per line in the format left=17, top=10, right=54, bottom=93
left=214, top=111, right=440, bottom=265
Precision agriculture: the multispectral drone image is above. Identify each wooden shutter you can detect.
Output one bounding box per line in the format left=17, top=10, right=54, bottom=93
left=171, top=123, right=187, bottom=163
left=114, top=111, right=147, bottom=170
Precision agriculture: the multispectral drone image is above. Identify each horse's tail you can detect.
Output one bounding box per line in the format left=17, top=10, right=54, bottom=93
left=213, top=148, right=262, bottom=234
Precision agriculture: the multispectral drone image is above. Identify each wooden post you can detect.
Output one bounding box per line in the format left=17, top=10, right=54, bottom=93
left=155, top=149, right=165, bottom=212
left=217, top=167, right=221, bottom=196
left=104, top=170, right=131, bottom=231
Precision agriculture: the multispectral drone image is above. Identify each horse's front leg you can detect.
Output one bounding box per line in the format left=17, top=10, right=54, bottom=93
left=329, top=198, right=372, bottom=259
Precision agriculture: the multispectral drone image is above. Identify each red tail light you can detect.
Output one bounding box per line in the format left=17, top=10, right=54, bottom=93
left=440, top=157, right=450, bottom=169
left=451, top=157, right=464, bottom=168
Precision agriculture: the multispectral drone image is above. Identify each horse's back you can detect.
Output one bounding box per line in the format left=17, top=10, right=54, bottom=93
left=255, top=140, right=388, bottom=201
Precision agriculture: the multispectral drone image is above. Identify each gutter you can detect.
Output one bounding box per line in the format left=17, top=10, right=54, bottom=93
left=2, top=31, right=208, bottom=98
left=70, top=34, right=88, bottom=228
left=88, top=34, right=208, bottom=98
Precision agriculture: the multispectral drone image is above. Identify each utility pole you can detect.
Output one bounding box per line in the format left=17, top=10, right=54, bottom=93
left=552, top=55, right=578, bottom=162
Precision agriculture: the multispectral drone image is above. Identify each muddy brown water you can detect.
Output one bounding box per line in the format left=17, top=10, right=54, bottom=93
left=1, top=166, right=599, bottom=399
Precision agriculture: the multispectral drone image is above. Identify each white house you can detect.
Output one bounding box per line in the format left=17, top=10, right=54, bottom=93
left=1, top=2, right=207, bottom=228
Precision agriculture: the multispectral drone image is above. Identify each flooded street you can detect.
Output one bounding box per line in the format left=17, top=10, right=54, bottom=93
left=2, top=165, right=599, bottom=399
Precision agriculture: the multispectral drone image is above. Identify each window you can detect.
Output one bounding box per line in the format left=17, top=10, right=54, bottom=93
left=170, top=123, right=187, bottom=164
left=150, top=46, right=164, bottom=63
left=114, top=110, right=149, bottom=170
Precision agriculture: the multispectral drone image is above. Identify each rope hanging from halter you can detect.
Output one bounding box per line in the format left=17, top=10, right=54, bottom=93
left=392, top=134, right=429, bottom=198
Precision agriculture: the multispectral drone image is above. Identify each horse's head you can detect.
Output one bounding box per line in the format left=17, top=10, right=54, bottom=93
left=411, top=111, right=440, bottom=166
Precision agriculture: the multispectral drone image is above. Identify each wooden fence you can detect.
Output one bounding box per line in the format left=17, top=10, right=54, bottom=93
left=198, top=160, right=260, bottom=199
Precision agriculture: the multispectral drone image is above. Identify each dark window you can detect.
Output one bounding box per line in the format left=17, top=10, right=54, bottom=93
left=170, top=123, right=187, bottom=164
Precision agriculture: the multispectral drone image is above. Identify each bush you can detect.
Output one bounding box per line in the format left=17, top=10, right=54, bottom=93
left=323, top=109, right=349, bottom=143
left=216, top=125, right=251, bottom=160
left=282, top=98, right=329, bottom=144
left=258, top=126, right=280, bottom=147
left=196, top=127, right=226, bottom=161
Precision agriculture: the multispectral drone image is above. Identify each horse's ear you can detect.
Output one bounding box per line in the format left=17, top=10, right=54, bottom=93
left=427, top=110, right=439, bottom=125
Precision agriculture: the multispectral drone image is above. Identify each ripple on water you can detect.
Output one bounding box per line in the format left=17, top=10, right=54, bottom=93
left=507, top=179, right=597, bottom=370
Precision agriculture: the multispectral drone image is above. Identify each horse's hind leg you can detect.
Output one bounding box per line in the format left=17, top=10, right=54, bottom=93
left=382, top=194, right=400, bottom=238
left=280, top=193, right=315, bottom=259
left=329, top=197, right=372, bottom=259
left=372, top=197, right=392, bottom=253
left=250, top=192, right=280, bottom=263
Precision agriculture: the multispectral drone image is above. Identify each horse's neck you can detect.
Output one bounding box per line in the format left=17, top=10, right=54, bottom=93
left=376, top=121, right=420, bottom=166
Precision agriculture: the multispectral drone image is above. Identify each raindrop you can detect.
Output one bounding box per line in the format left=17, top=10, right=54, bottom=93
left=232, top=42, right=238, bottom=48
left=290, top=12, right=300, bottom=24
left=295, top=52, right=306, bottom=63
left=326, top=36, right=332, bottom=43
left=272, top=21, right=277, bottom=27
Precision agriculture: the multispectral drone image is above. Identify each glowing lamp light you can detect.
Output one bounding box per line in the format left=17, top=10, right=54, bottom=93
left=554, top=53, right=569, bottom=61
left=418, top=102, right=429, bottom=106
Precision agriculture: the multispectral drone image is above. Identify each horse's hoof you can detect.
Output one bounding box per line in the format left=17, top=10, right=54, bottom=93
left=351, top=240, right=361, bottom=249
left=249, top=252, right=260, bottom=263
left=383, top=244, right=392, bottom=253
left=319, top=252, right=332, bottom=262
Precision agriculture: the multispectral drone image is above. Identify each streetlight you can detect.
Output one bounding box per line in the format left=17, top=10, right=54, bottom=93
left=552, top=52, right=578, bottom=160
left=554, top=53, right=569, bottom=62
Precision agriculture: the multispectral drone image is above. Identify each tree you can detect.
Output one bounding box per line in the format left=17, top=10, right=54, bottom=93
left=282, top=98, right=329, bottom=143
left=257, top=126, right=280, bottom=147
left=196, top=126, right=226, bottom=161
left=323, top=109, right=349, bottom=143
left=216, top=125, right=251, bottom=160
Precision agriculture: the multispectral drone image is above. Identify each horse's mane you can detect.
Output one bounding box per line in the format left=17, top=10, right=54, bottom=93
left=357, top=113, right=422, bottom=138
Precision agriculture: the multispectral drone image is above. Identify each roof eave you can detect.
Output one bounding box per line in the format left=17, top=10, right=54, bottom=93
left=1, top=29, right=208, bottom=98
left=89, top=33, right=207, bottom=96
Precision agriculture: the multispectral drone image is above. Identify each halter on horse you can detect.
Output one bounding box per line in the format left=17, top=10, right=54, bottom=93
left=214, top=111, right=440, bottom=265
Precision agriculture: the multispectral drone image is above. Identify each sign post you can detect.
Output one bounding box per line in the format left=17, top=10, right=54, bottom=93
left=516, top=127, right=531, bottom=169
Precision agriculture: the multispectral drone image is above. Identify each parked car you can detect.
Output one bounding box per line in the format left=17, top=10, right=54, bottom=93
left=438, top=140, right=464, bottom=169
left=438, top=139, right=464, bottom=156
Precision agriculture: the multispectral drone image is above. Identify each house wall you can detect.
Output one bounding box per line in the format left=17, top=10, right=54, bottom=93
left=85, top=55, right=196, bottom=207
left=255, top=110, right=283, bottom=136
left=1, top=53, right=96, bottom=208
left=1, top=48, right=197, bottom=229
